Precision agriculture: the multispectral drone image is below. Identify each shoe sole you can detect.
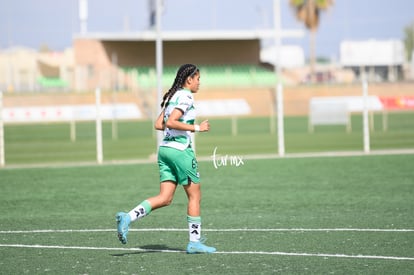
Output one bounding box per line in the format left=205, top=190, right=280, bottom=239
left=117, top=233, right=126, bottom=244
left=187, top=250, right=215, bottom=254
left=116, top=214, right=127, bottom=244
left=186, top=248, right=216, bottom=254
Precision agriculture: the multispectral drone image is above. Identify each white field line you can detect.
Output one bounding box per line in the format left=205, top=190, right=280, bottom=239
left=1, top=228, right=414, bottom=234
left=0, top=243, right=413, bottom=261
left=2, top=148, right=414, bottom=170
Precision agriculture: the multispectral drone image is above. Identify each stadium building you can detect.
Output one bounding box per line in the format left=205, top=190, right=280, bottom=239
left=340, top=39, right=405, bottom=82
left=72, top=29, right=304, bottom=91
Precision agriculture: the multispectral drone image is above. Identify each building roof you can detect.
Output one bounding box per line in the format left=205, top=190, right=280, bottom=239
left=73, top=29, right=304, bottom=41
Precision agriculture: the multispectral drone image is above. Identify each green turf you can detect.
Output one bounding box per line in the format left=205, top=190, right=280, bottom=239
left=3, top=112, right=414, bottom=165
left=0, top=154, right=413, bottom=274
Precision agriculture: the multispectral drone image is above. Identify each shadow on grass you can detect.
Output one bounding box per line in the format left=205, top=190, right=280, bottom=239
left=111, top=244, right=185, bottom=256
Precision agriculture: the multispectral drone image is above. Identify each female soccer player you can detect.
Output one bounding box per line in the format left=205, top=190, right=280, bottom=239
left=116, top=64, right=216, bottom=254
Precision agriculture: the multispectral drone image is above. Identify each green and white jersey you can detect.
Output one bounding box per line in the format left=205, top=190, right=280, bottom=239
left=160, top=88, right=196, bottom=150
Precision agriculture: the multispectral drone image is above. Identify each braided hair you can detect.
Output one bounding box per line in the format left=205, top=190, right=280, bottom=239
left=160, top=64, right=199, bottom=108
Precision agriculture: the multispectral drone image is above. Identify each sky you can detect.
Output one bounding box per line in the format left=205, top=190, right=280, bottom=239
left=0, top=0, right=413, bottom=59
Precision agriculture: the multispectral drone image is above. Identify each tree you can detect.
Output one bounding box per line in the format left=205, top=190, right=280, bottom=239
left=403, top=22, right=414, bottom=62
left=289, top=0, right=333, bottom=82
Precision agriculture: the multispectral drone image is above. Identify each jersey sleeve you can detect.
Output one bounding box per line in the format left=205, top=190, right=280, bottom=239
left=175, top=92, right=193, bottom=113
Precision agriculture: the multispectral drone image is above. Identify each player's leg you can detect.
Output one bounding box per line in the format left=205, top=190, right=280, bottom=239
left=116, top=146, right=178, bottom=245
left=116, top=181, right=177, bottom=244
left=184, top=181, right=216, bottom=254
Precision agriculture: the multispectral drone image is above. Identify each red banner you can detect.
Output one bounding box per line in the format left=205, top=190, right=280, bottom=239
left=379, top=96, right=414, bottom=110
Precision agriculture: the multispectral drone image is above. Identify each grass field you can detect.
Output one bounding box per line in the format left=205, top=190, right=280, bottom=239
left=3, top=112, right=414, bottom=165
left=0, top=154, right=413, bottom=274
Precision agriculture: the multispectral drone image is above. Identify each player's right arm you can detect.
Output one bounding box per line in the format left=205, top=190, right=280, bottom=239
left=154, top=110, right=165, bottom=130
left=165, top=108, right=209, bottom=132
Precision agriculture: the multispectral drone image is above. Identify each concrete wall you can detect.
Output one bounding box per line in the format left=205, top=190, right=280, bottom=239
left=4, top=83, right=414, bottom=118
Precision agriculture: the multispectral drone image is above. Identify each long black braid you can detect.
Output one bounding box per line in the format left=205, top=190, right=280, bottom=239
left=160, top=64, right=199, bottom=108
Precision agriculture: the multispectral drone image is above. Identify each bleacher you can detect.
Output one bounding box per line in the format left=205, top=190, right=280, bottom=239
left=124, top=65, right=281, bottom=88
left=37, top=77, right=68, bottom=89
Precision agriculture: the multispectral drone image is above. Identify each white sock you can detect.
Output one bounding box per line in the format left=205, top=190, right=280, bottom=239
left=187, top=216, right=201, bottom=242
left=128, top=200, right=152, bottom=222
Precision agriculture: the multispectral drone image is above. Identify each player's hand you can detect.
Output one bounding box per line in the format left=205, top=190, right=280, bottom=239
left=199, top=120, right=210, bottom=132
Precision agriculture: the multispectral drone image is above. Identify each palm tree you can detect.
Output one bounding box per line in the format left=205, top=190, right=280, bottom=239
left=289, top=0, right=334, bottom=82
left=403, top=22, right=414, bottom=62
